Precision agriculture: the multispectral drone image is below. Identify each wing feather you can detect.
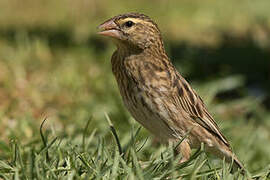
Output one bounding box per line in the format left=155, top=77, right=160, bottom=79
left=174, top=72, right=230, bottom=146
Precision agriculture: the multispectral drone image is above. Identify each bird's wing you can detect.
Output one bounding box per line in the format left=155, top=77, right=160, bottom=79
left=125, top=58, right=229, bottom=146
left=172, top=71, right=230, bottom=146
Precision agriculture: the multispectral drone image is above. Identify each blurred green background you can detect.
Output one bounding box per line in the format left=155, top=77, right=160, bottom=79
left=0, top=0, right=269, bottom=175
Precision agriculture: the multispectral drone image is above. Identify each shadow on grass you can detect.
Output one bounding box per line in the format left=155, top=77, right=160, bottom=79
left=0, top=27, right=269, bottom=108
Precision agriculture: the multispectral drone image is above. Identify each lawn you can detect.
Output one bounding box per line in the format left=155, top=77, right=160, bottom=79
left=0, top=0, right=269, bottom=179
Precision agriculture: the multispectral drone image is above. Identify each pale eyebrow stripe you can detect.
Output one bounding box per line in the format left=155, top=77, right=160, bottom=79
left=118, top=18, right=144, bottom=24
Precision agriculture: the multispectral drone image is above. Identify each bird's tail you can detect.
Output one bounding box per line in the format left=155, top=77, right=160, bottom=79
left=217, top=145, right=245, bottom=175
left=230, top=154, right=245, bottom=175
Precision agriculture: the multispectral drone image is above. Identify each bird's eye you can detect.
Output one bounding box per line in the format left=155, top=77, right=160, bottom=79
left=125, top=21, right=134, bottom=28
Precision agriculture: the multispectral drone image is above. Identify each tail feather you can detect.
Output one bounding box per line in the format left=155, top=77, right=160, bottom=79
left=215, top=145, right=245, bottom=174
left=231, top=155, right=245, bottom=175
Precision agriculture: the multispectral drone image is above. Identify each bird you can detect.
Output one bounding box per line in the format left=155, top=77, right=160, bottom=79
left=97, top=12, right=244, bottom=173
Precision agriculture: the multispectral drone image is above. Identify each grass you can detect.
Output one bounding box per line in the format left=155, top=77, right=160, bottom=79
left=0, top=117, right=263, bottom=179
left=0, top=0, right=270, bottom=179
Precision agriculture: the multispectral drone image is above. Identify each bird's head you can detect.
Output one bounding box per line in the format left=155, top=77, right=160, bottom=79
left=98, top=13, right=164, bottom=51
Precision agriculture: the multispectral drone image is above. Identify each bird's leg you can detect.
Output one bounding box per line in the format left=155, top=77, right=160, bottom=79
left=174, top=139, right=191, bottom=163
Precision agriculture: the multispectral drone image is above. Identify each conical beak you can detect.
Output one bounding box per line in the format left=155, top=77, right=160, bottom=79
left=97, top=20, right=121, bottom=39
